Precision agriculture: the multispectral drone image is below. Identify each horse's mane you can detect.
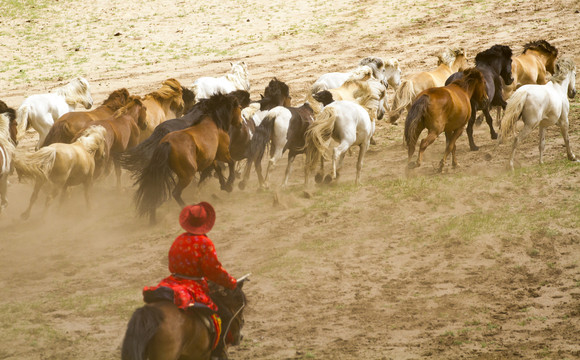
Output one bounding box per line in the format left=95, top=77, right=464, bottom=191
left=551, top=57, right=576, bottom=83
left=450, top=68, right=485, bottom=90
left=144, top=78, right=184, bottom=105
left=359, top=57, right=385, bottom=80
left=75, top=125, right=107, bottom=155
left=0, top=100, right=16, bottom=122
left=523, top=40, right=558, bottom=58
left=113, top=96, right=143, bottom=118
left=436, top=48, right=466, bottom=66
left=229, top=90, right=251, bottom=108
left=263, top=78, right=290, bottom=100
left=53, top=77, right=92, bottom=106
left=475, top=45, right=513, bottom=65
left=204, top=93, right=240, bottom=132
left=102, top=88, right=130, bottom=109
left=385, top=58, right=399, bottom=68
left=348, top=66, right=373, bottom=81
left=0, top=101, right=16, bottom=145
left=224, top=62, right=250, bottom=91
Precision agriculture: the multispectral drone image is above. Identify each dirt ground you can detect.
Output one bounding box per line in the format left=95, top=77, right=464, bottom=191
left=1, top=0, right=579, bottom=359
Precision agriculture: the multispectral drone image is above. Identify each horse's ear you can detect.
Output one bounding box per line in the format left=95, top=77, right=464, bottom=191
left=230, top=62, right=233, bottom=67
left=260, top=94, right=264, bottom=99
left=237, top=281, right=245, bottom=290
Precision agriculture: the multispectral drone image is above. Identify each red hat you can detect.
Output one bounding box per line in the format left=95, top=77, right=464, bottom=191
left=179, top=202, right=216, bottom=235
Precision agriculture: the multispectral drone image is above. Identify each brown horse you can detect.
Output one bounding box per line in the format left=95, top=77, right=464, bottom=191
left=0, top=100, right=17, bottom=214
left=503, top=40, right=559, bottom=99
left=42, top=88, right=131, bottom=147
left=134, top=93, right=242, bottom=224
left=404, top=68, right=488, bottom=172
left=122, top=279, right=248, bottom=360
left=140, top=78, right=186, bottom=142
left=79, top=96, right=148, bottom=187
left=390, top=47, right=468, bottom=123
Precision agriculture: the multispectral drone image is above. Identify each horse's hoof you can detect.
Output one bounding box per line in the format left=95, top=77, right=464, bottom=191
left=323, top=174, right=333, bottom=184
left=370, top=137, right=377, bottom=145
left=470, top=146, right=480, bottom=151
left=21, top=212, right=30, bottom=220
left=314, top=173, right=324, bottom=184
left=491, top=133, right=498, bottom=140
left=222, top=184, right=234, bottom=193
left=407, top=162, right=418, bottom=169
left=238, top=181, right=246, bottom=191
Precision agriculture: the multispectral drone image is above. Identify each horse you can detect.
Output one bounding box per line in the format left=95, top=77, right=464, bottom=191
left=139, top=78, right=186, bottom=142
left=80, top=97, right=148, bottom=188
left=311, top=65, right=374, bottom=94
left=241, top=103, right=314, bottom=189
left=304, top=100, right=375, bottom=186
left=118, top=91, right=251, bottom=177
left=15, top=77, right=93, bottom=148
left=133, top=93, right=242, bottom=224
left=404, top=68, right=488, bottom=172
left=389, top=48, right=468, bottom=123
left=192, top=62, right=250, bottom=102
left=359, top=56, right=402, bottom=90
left=41, top=88, right=131, bottom=147
left=503, top=40, right=559, bottom=99
left=445, top=45, right=514, bottom=151
left=121, top=277, right=249, bottom=360
left=0, top=101, right=17, bottom=214
left=500, top=57, right=577, bottom=171
left=14, top=125, right=107, bottom=220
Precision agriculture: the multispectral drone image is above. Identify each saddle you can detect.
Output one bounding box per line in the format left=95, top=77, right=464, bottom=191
left=143, top=286, right=222, bottom=350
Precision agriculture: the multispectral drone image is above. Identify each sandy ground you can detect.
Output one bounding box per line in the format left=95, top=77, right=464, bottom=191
left=1, top=0, right=579, bottom=359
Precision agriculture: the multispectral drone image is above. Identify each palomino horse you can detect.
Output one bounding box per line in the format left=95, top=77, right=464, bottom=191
left=15, top=77, right=93, bottom=148
left=500, top=57, right=577, bottom=171
left=14, top=125, right=107, bottom=220
left=134, top=93, right=242, bottom=224
left=304, top=101, right=375, bottom=186
left=122, top=278, right=248, bottom=360
left=241, top=103, right=314, bottom=190
left=404, top=68, right=488, bottom=172
left=119, top=91, right=251, bottom=177
left=445, top=45, right=514, bottom=150
left=390, top=48, right=468, bottom=123
left=0, top=101, right=17, bottom=214
left=359, top=56, right=402, bottom=90
left=192, top=62, right=250, bottom=102
left=42, top=88, right=131, bottom=146
left=80, top=97, right=148, bottom=188
left=139, top=79, right=186, bottom=142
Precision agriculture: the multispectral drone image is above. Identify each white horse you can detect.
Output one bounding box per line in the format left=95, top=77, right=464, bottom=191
left=311, top=58, right=402, bottom=95
left=14, top=125, right=107, bottom=220
left=304, top=101, right=374, bottom=186
left=0, top=102, right=17, bottom=214
left=191, top=61, right=250, bottom=101
left=16, top=77, right=93, bottom=148
left=500, top=57, right=577, bottom=171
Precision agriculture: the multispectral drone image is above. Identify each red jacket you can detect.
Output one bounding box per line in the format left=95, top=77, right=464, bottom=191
left=144, top=233, right=237, bottom=311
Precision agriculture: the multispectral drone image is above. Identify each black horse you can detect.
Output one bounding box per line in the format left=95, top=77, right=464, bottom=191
left=445, top=45, right=513, bottom=151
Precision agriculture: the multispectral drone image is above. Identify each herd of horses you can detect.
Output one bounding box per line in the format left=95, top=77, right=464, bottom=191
left=0, top=39, right=577, bottom=359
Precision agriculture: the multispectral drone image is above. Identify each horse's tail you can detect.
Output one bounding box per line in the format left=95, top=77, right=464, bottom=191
left=121, top=305, right=164, bottom=360
left=133, top=141, right=175, bottom=220
left=403, top=95, right=429, bottom=151
left=389, top=79, right=415, bottom=122
left=305, top=106, right=337, bottom=170
left=13, top=147, right=57, bottom=181
left=119, top=126, right=171, bottom=175
left=500, top=91, right=528, bottom=140
left=249, top=114, right=276, bottom=164
left=42, top=121, right=74, bottom=147
left=15, top=104, right=30, bottom=140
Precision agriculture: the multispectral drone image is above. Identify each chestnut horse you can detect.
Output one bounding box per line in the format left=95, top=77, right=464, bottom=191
left=42, top=88, right=131, bottom=147
left=122, top=278, right=248, bottom=360
left=79, top=97, right=148, bottom=187
left=140, top=78, right=186, bottom=142
left=404, top=68, right=488, bottom=172
left=134, top=93, right=242, bottom=224
left=390, top=48, right=468, bottom=123
left=0, top=101, right=17, bottom=214
left=445, top=45, right=514, bottom=151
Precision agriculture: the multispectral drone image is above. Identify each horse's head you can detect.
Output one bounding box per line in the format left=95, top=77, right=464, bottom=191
left=135, top=99, right=149, bottom=131
left=552, top=57, right=577, bottom=99
left=384, top=58, right=402, bottom=89
left=0, top=101, right=18, bottom=145
left=231, top=101, right=243, bottom=129
left=523, top=40, right=559, bottom=74
left=262, top=78, right=291, bottom=109
left=230, top=61, right=250, bottom=91
left=210, top=280, right=248, bottom=347
left=78, top=77, right=94, bottom=109
left=452, top=48, right=468, bottom=72
left=181, top=86, right=196, bottom=115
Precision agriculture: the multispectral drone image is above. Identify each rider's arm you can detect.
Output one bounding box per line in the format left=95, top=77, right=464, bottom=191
left=199, top=237, right=237, bottom=289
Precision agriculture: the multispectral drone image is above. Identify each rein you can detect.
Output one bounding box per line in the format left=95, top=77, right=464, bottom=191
left=220, top=292, right=246, bottom=349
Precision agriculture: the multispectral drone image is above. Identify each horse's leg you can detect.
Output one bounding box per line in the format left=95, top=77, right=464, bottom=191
left=21, top=179, right=45, bottom=220
left=558, top=118, right=578, bottom=162
left=281, top=151, right=297, bottom=188
left=35, top=116, right=53, bottom=149
left=0, top=174, right=7, bottom=212
left=449, top=128, right=465, bottom=168
left=315, top=157, right=325, bottom=183
left=330, top=140, right=350, bottom=183
left=509, top=124, right=534, bottom=171
left=539, top=126, right=546, bottom=165
left=172, top=173, right=194, bottom=209
left=114, top=159, right=122, bottom=190
left=407, top=123, right=425, bottom=168
left=416, top=130, right=438, bottom=168
left=215, top=132, right=235, bottom=192
left=483, top=108, right=498, bottom=140
left=238, top=157, right=253, bottom=190
left=467, top=108, right=479, bottom=151
left=355, top=141, right=369, bottom=186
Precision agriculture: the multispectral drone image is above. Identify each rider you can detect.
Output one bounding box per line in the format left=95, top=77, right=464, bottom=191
left=143, top=202, right=237, bottom=357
